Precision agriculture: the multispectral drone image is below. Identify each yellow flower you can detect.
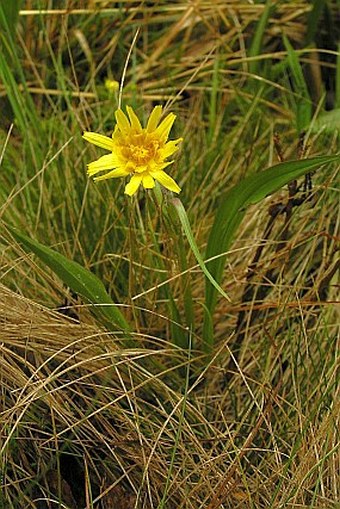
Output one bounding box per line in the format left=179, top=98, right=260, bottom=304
left=83, top=105, right=182, bottom=196
left=104, top=78, right=119, bottom=93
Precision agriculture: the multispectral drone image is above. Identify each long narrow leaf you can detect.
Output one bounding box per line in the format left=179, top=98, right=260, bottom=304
left=203, top=154, right=340, bottom=347
left=8, top=226, right=130, bottom=332
left=283, top=35, right=312, bottom=132
left=170, top=198, right=230, bottom=303
left=306, top=0, right=326, bottom=45
left=0, top=3, right=38, bottom=125
left=248, top=0, right=274, bottom=75
left=0, top=2, right=23, bottom=54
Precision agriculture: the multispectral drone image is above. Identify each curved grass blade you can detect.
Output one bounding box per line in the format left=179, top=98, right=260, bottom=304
left=203, top=153, right=340, bottom=348
left=8, top=226, right=130, bottom=332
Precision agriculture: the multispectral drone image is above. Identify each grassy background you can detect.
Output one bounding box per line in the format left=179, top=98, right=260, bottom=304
left=0, top=1, right=339, bottom=508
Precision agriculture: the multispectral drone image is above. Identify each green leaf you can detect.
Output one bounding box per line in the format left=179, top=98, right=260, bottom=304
left=170, top=198, right=230, bottom=303
left=283, top=35, right=312, bottom=133
left=248, top=0, right=274, bottom=75
left=203, top=153, right=340, bottom=348
left=306, top=0, right=326, bottom=45
left=0, top=0, right=22, bottom=35
left=0, top=3, right=40, bottom=136
left=8, top=226, right=130, bottom=332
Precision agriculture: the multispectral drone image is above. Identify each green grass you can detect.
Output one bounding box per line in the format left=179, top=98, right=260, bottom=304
left=0, top=1, right=339, bottom=508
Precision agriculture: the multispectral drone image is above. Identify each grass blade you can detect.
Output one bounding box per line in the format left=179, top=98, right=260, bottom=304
left=283, top=35, right=312, bottom=133
left=8, top=226, right=130, bottom=332
left=0, top=0, right=22, bottom=32
left=248, top=0, right=274, bottom=75
left=306, top=0, right=326, bottom=45
left=0, top=1, right=23, bottom=51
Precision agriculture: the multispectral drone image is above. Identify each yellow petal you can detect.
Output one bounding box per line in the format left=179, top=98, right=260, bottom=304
left=87, top=153, right=120, bottom=176
left=124, top=174, right=143, bottom=196
left=155, top=113, right=176, bottom=141
left=115, top=109, right=131, bottom=133
left=134, top=164, right=148, bottom=174
left=160, top=138, right=182, bottom=159
left=83, top=132, right=113, bottom=151
left=142, top=174, right=155, bottom=189
left=146, top=105, right=163, bottom=132
left=152, top=170, right=181, bottom=193
left=93, top=167, right=130, bottom=181
left=152, top=160, right=173, bottom=171
left=112, top=125, right=120, bottom=140
left=126, top=106, right=142, bottom=132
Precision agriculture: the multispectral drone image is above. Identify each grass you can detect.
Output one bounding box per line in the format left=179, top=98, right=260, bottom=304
left=0, top=1, right=339, bottom=508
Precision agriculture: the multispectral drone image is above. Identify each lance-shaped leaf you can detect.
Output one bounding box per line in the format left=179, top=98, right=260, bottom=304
left=8, top=226, right=130, bottom=332
left=203, top=154, right=340, bottom=349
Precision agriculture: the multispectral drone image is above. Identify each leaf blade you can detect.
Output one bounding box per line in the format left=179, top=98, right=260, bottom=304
left=203, top=153, right=340, bottom=346
left=8, top=226, right=130, bottom=332
left=170, top=198, right=230, bottom=303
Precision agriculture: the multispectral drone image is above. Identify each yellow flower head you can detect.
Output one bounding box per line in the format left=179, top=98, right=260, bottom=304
left=104, top=78, right=119, bottom=93
left=83, top=105, right=182, bottom=196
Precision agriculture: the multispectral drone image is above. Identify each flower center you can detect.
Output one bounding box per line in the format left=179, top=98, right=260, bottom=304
left=131, top=144, right=150, bottom=163
left=120, top=133, right=160, bottom=167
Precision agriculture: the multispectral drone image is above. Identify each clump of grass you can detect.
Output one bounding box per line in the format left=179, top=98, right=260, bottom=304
left=1, top=1, right=339, bottom=508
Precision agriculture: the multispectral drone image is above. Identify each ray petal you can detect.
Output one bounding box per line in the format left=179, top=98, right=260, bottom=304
left=151, top=160, right=173, bottom=172
left=160, top=138, right=183, bottom=159
left=146, top=105, right=163, bottom=132
left=115, top=109, right=131, bottom=133
left=126, top=106, right=142, bottom=132
left=155, top=113, right=176, bottom=140
left=83, top=132, right=114, bottom=151
left=87, top=153, right=120, bottom=176
left=152, top=170, right=181, bottom=193
left=93, top=167, right=130, bottom=181
left=142, top=174, right=155, bottom=189
left=124, top=174, right=143, bottom=196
